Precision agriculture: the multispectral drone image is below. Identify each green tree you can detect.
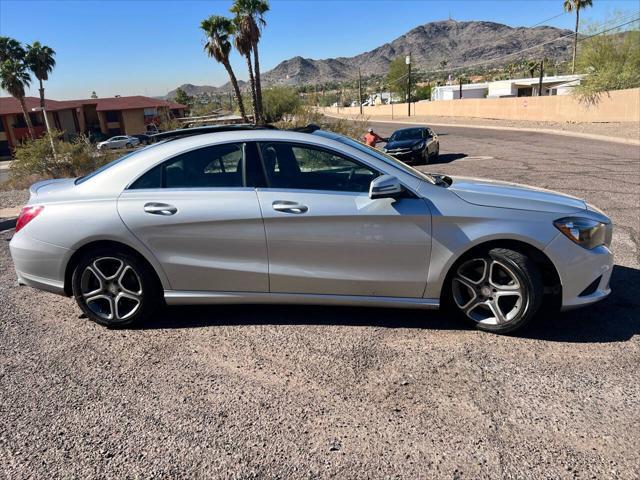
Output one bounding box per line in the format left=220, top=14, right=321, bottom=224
left=261, top=86, right=300, bottom=122
left=564, top=0, right=593, bottom=74
left=386, top=57, right=410, bottom=101
left=25, top=41, right=56, bottom=110
left=0, top=36, right=25, bottom=62
left=90, top=91, right=98, bottom=99
left=174, top=87, right=193, bottom=109
left=415, top=84, right=432, bottom=101
left=575, top=29, right=640, bottom=103
left=231, top=0, right=269, bottom=124
left=200, top=15, right=248, bottom=122
left=1, top=58, right=35, bottom=139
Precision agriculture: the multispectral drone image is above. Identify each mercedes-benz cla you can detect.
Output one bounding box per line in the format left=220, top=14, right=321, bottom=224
left=9, top=126, right=613, bottom=334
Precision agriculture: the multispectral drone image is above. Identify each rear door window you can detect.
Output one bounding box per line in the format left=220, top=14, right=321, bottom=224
left=128, top=143, right=245, bottom=189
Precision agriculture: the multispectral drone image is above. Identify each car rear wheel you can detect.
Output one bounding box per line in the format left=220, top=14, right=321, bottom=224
left=72, top=248, right=161, bottom=328
left=126, top=142, right=132, bottom=148
left=449, top=248, right=543, bottom=334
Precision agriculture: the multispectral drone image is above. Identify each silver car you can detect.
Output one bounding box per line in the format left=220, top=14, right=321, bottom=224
left=9, top=126, right=613, bottom=334
left=97, top=135, right=140, bottom=150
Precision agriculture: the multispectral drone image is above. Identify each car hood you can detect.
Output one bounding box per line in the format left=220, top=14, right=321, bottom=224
left=448, top=176, right=586, bottom=213
left=385, top=139, right=422, bottom=150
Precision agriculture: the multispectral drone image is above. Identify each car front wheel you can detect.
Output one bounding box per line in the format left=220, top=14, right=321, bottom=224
left=72, top=248, right=162, bottom=327
left=449, top=247, right=543, bottom=334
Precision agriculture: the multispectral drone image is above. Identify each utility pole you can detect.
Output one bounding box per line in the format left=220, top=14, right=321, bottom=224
left=459, top=77, right=463, bottom=99
left=406, top=54, right=412, bottom=116
left=538, top=58, right=544, bottom=96
left=358, top=68, right=363, bottom=115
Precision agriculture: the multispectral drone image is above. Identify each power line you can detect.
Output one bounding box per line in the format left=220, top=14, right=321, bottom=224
left=529, top=11, right=568, bottom=29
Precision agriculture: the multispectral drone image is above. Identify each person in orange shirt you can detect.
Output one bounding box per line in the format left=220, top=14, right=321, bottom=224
left=363, top=128, right=387, bottom=147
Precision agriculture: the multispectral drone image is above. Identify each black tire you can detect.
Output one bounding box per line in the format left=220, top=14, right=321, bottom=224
left=72, top=247, right=162, bottom=328
left=125, top=142, right=132, bottom=148
left=431, top=146, right=439, bottom=161
left=447, top=247, right=544, bottom=334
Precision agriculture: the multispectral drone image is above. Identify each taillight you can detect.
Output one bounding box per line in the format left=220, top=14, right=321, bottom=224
left=15, top=205, right=44, bottom=233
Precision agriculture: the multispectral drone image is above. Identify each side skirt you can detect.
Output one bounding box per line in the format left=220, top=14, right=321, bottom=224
left=164, top=291, right=440, bottom=309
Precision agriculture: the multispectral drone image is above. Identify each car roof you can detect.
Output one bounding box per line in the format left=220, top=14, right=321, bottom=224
left=394, top=126, right=427, bottom=132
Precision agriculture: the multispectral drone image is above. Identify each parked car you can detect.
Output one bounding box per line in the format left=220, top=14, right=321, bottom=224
left=96, top=136, right=140, bottom=150
left=9, top=125, right=613, bottom=334
left=383, top=126, right=439, bottom=164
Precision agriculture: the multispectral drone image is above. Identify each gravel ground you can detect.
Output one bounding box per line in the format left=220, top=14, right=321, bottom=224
left=1, top=126, right=639, bottom=479
left=0, top=189, right=28, bottom=210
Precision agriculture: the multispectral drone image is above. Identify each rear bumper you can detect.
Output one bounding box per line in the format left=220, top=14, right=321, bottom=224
left=544, top=233, right=613, bottom=311
left=9, top=232, right=70, bottom=296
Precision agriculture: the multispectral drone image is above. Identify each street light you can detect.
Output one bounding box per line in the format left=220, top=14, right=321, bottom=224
left=31, top=106, right=56, bottom=156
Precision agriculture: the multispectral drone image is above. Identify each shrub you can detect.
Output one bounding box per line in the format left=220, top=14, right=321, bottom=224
left=262, top=87, right=301, bottom=123
left=6, top=131, right=120, bottom=189
left=274, top=106, right=369, bottom=142
left=575, top=20, right=640, bottom=104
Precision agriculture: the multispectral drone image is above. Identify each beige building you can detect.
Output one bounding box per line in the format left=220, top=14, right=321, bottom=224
left=0, top=95, right=185, bottom=157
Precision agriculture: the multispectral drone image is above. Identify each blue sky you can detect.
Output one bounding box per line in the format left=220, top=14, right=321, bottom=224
left=1, top=0, right=637, bottom=99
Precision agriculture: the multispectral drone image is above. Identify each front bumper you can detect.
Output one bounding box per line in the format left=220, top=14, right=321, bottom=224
left=544, top=233, right=613, bottom=310
left=385, top=149, right=423, bottom=163
left=9, top=231, right=71, bottom=296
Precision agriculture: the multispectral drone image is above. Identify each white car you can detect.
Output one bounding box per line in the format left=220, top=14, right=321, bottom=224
left=97, top=136, right=140, bottom=150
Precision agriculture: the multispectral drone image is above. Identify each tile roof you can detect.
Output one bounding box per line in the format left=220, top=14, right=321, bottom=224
left=1, top=95, right=186, bottom=115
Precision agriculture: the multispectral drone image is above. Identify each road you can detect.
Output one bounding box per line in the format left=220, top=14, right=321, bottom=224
left=1, top=124, right=639, bottom=479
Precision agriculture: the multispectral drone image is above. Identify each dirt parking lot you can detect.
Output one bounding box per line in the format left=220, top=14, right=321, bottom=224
left=1, top=125, right=639, bottom=479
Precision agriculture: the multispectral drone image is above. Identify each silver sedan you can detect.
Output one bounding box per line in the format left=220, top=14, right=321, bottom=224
left=9, top=126, right=613, bottom=333
left=96, top=135, right=140, bottom=150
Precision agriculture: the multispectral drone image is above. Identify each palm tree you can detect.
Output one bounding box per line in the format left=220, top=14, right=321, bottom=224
left=200, top=15, right=248, bottom=122
left=25, top=41, right=56, bottom=110
left=231, top=0, right=269, bottom=124
left=0, top=58, right=35, bottom=139
left=563, top=0, right=593, bottom=74
left=0, top=36, right=25, bottom=63
left=232, top=15, right=258, bottom=123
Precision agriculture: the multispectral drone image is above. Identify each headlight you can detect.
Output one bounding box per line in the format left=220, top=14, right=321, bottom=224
left=554, top=217, right=612, bottom=249
left=411, top=141, right=425, bottom=151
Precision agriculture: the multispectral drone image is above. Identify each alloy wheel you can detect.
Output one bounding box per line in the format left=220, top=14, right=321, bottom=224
left=80, top=257, right=143, bottom=322
left=451, top=257, right=527, bottom=326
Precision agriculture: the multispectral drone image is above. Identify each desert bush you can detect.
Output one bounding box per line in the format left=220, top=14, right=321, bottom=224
left=262, top=87, right=301, bottom=123
left=6, top=131, right=120, bottom=189
left=575, top=18, right=640, bottom=104
left=274, top=106, right=369, bottom=142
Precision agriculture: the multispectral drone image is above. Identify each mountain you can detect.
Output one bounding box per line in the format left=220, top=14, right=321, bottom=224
left=166, top=81, right=247, bottom=98
left=262, top=20, right=573, bottom=85
left=167, top=20, right=574, bottom=95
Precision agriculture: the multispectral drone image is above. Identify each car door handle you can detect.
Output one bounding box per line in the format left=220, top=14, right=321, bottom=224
left=144, top=202, right=177, bottom=215
left=272, top=201, right=308, bottom=214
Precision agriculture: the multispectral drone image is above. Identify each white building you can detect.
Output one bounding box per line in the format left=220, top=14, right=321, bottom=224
left=487, top=74, right=585, bottom=98
left=431, top=83, right=490, bottom=101
left=431, top=75, right=585, bottom=101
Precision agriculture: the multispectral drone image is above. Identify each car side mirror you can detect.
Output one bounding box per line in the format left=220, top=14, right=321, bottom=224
left=369, top=175, right=403, bottom=200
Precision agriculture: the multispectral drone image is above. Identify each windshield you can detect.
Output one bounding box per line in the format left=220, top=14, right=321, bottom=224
left=389, top=128, right=424, bottom=142
left=314, top=130, right=436, bottom=184
left=75, top=142, right=164, bottom=185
